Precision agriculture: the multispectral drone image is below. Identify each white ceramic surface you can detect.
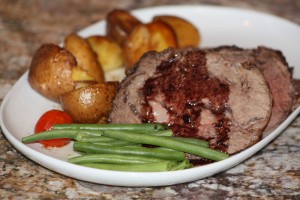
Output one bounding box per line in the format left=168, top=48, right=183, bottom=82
left=1, top=5, right=300, bottom=187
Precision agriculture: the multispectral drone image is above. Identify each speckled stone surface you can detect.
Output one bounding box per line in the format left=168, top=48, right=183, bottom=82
left=0, top=0, right=300, bottom=199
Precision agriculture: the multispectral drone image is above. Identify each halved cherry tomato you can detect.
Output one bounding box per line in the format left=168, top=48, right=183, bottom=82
left=34, top=109, right=73, bottom=147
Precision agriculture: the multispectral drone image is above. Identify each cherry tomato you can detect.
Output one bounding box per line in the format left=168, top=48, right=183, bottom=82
left=34, top=109, right=73, bottom=147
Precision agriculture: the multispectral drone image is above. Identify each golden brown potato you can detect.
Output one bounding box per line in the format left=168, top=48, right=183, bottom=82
left=153, top=15, right=201, bottom=48
left=73, top=80, right=98, bottom=90
left=64, top=33, right=105, bottom=83
left=147, top=20, right=178, bottom=50
left=60, top=81, right=119, bottom=123
left=122, top=24, right=151, bottom=67
left=87, top=35, right=124, bottom=71
left=106, top=9, right=142, bottom=45
left=71, top=67, right=95, bottom=81
left=28, top=43, right=76, bottom=101
left=123, top=20, right=178, bottom=67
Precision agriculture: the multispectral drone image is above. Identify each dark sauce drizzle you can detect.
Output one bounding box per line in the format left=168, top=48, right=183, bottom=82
left=141, top=50, right=230, bottom=155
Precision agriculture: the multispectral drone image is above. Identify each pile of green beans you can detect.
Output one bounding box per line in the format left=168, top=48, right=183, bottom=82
left=22, top=123, right=229, bottom=172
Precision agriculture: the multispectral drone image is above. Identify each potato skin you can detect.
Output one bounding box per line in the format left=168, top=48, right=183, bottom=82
left=60, top=82, right=119, bottom=123
left=123, top=20, right=178, bottom=68
left=153, top=15, right=201, bottom=48
left=106, top=9, right=142, bottom=45
left=122, top=24, right=151, bottom=68
left=28, top=43, right=76, bottom=101
left=147, top=20, right=178, bottom=50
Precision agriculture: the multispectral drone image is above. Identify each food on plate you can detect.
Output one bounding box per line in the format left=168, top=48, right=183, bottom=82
left=123, top=20, right=178, bottom=67
left=34, top=109, right=73, bottom=147
left=73, top=80, right=98, bottom=90
left=28, top=9, right=201, bottom=103
left=64, top=33, right=105, bottom=83
left=28, top=44, right=77, bottom=101
left=26, top=5, right=293, bottom=157
left=147, top=20, right=178, bottom=50
left=105, top=9, right=201, bottom=68
left=106, top=9, right=142, bottom=45
left=292, top=79, right=300, bottom=108
left=208, top=46, right=296, bottom=135
left=153, top=15, right=201, bottom=48
left=28, top=41, right=105, bottom=102
left=22, top=123, right=229, bottom=171
left=60, top=82, right=119, bottom=123
left=109, top=46, right=295, bottom=154
left=22, top=5, right=297, bottom=173
left=122, top=24, right=150, bottom=68
left=71, top=67, right=96, bottom=82
left=87, top=35, right=124, bottom=71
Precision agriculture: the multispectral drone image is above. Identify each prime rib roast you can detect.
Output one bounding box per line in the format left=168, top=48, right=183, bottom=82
left=207, top=46, right=296, bottom=135
left=109, top=46, right=296, bottom=154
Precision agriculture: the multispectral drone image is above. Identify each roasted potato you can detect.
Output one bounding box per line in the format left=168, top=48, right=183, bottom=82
left=28, top=43, right=76, bottom=101
left=64, top=33, right=105, bottom=83
left=123, top=20, right=178, bottom=67
left=60, top=81, right=119, bottom=123
left=71, top=67, right=95, bottom=81
left=106, top=9, right=142, bottom=45
left=153, top=15, right=201, bottom=48
left=122, top=24, right=151, bottom=68
left=147, top=20, right=178, bottom=50
left=87, top=35, right=124, bottom=71
left=73, top=80, right=98, bottom=89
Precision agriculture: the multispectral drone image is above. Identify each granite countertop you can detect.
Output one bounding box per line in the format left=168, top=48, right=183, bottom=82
left=0, top=0, right=299, bottom=199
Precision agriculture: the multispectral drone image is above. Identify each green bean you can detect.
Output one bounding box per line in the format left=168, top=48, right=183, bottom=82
left=93, top=140, right=136, bottom=147
left=22, top=129, right=102, bottom=144
left=170, top=160, right=193, bottom=170
left=79, top=161, right=188, bottom=172
left=22, top=127, right=172, bottom=145
left=77, top=129, right=172, bottom=142
left=123, top=144, right=142, bottom=147
left=74, top=130, right=103, bottom=137
left=73, top=142, right=185, bottom=161
left=54, top=123, right=167, bottom=132
left=155, top=147, right=179, bottom=151
left=171, top=137, right=209, bottom=148
left=100, top=130, right=229, bottom=161
left=22, top=129, right=77, bottom=143
left=146, top=130, right=173, bottom=136
left=77, top=135, right=116, bottom=143
left=69, top=154, right=167, bottom=164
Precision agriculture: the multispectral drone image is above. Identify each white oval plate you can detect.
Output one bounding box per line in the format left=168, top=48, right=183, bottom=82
left=1, top=5, right=300, bottom=187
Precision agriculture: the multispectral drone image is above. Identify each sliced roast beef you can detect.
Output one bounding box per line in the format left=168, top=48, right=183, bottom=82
left=109, top=48, right=273, bottom=154
left=208, top=46, right=296, bottom=135
left=292, top=79, right=300, bottom=108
